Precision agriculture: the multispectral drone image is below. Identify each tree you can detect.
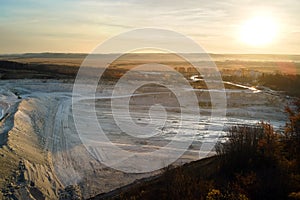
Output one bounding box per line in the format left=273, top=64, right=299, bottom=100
left=284, top=100, right=300, bottom=169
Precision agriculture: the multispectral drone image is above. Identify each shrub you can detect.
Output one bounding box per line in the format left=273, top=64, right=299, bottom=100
left=216, top=122, right=280, bottom=173
left=284, top=100, right=300, bottom=169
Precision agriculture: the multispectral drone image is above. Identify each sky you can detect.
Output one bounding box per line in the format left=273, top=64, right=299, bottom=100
left=0, top=0, right=300, bottom=54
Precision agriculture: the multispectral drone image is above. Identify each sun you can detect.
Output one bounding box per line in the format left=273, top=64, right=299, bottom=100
left=239, top=16, right=278, bottom=46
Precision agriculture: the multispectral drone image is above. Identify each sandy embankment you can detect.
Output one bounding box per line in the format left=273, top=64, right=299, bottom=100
left=0, top=81, right=156, bottom=199
left=0, top=97, right=63, bottom=199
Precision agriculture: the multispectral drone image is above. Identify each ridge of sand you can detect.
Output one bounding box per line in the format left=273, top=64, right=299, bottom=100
left=1, top=98, right=63, bottom=199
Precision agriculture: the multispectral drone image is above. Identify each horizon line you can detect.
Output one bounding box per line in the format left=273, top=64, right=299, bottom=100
left=1, top=52, right=300, bottom=56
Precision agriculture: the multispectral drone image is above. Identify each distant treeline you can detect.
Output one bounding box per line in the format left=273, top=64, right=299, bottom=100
left=259, top=73, right=300, bottom=97
left=223, top=72, right=300, bottom=97
left=0, top=60, right=127, bottom=80
left=0, top=60, right=78, bottom=79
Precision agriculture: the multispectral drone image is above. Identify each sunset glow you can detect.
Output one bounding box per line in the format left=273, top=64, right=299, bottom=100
left=240, top=16, right=278, bottom=46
